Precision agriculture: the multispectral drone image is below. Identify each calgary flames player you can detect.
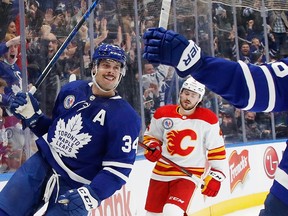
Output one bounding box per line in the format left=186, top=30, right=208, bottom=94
left=143, top=76, right=227, bottom=216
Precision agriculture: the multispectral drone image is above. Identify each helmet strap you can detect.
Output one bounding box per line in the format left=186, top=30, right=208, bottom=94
left=91, top=65, right=123, bottom=93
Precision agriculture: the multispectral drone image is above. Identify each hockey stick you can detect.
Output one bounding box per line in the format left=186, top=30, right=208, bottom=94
left=159, top=0, right=172, bottom=28
left=139, top=142, right=204, bottom=188
left=142, top=0, right=172, bottom=106
left=69, top=74, right=77, bottom=82
left=29, top=0, right=100, bottom=94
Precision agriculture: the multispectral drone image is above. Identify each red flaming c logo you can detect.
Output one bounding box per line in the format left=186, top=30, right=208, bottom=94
left=166, top=129, right=196, bottom=156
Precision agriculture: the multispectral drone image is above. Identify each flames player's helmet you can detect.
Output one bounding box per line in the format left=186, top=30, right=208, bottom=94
left=92, top=43, right=126, bottom=76
left=180, top=76, right=206, bottom=101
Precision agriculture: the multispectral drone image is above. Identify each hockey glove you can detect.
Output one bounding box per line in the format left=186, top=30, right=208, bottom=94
left=143, top=27, right=201, bottom=74
left=9, top=92, right=42, bottom=129
left=144, top=142, right=162, bottom=162
left=201, top=169, right=225, bottom=197
left=58, top=185, right=99, bottom=216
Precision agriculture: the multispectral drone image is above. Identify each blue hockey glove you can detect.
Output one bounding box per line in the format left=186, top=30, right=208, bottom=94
left=58, top=185, right=99, bottom=216
left=143, top=27, right=201, bottom=75
left=9, top=92, right=42, bottom=129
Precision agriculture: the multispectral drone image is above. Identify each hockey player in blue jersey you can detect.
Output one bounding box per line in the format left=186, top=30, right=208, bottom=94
left=0, top=43, right=141, bottom=216
left=143, top=27, right=288, bottom=216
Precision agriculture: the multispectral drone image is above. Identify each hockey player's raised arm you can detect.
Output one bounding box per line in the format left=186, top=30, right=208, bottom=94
left=143, top=27, right=288, bottom=112
left=189, top=56, right=288, bottom=112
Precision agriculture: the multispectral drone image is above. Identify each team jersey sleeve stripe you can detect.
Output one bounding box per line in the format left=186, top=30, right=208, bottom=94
left=274, top=168, right=288, bottom=190
left=207, top=146, right=226, bottom=154
left=103, top=167, right=129, bottom=182
left=102, top=161, right=134, bottom=169
left=259, top=65, right=276, bottom=112
left=153, top=169, right=189, bottom=176
left=238, top=60, right=256, bottom=110
left=156, top=161, right=203, bottom=171
left=143, top=136, right=162, bottom=145
left=208, top=155, right=226, bottom=160
left=154, top=161, right=205, bottom=175
left=207, top=146, right=226, bottom=160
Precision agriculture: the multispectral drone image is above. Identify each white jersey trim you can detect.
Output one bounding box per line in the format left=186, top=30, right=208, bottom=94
left=103, top=167, right=129, bottom=182
left=238, top=60, right=256, bottom=110
left=43, top=134, right=91, bottom=185
left=274, top=168, right=288, bottom=190
left=102, top=161, right=134, bottom=169
left=259, top=65, right=276, bottom=112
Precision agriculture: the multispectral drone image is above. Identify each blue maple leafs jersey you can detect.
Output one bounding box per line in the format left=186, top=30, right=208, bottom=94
left=182, top=55, right=288, bottom=206
left=0, top=42, right=22, bottom=97
left=34, top=80, right=141, bottom=202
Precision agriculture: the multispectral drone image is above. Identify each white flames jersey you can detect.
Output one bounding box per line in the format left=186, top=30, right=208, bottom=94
left=143, top=104, right=226, bottom=182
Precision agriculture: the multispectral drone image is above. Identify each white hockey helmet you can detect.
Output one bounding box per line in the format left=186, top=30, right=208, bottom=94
left=180, top=76, right=205, bottom=101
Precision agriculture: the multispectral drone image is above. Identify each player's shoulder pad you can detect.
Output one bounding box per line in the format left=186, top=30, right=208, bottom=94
left=110, top=99, right=141, bottom=122
left=154, top=105, right=178, bottom=119
left=192, top=107, right=219, bottom=124
left=60, top=80, right=90, bottom=92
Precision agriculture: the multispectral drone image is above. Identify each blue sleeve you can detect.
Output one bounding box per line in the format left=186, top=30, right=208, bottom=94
left=183, top=55, right=288, bottom=112
left=30, top=115, right=53, bottom=137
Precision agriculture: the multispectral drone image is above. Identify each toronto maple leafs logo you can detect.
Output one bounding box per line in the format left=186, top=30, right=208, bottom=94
left=51, top=113, right=92, bottom=158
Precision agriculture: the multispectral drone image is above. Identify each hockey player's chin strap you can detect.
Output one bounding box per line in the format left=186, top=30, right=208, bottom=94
left=91, top=68, right=123, bottom=93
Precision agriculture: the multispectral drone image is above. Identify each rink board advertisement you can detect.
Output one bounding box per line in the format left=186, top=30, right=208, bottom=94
left=0, top=140, right=286, bottom=216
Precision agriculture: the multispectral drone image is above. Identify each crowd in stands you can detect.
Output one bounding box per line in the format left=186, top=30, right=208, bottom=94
left=0, top=0, right=288, bottom=174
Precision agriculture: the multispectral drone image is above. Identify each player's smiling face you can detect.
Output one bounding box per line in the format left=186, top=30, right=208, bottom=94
left=94, top=59, right=122, bottom=91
